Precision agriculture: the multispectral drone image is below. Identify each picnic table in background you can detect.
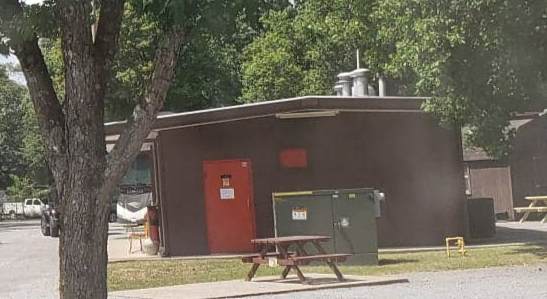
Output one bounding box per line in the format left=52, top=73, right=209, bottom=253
left=242, top=235, right=351, bottom=283
left=514, top=196, right=547, bottom=223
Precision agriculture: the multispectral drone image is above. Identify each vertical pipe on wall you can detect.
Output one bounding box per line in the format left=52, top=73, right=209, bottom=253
left=154, top=136, right=170, bottom=256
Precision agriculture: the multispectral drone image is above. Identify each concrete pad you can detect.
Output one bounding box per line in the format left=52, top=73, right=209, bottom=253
left=109, top=273, right=408, bottom=299
left=108, top=237, right=152, bottom=261
left=108, top=222, right=158, bottom=261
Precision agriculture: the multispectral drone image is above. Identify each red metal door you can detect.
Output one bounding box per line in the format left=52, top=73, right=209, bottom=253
left=203, top=159, right=256, bottom=253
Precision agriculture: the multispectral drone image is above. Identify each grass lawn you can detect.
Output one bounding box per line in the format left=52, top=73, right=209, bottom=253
left=108, top=244, right=547, bottom=291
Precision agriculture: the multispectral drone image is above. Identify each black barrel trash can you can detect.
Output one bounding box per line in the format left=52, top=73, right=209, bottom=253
left=467, top=197, right=496, bottom=238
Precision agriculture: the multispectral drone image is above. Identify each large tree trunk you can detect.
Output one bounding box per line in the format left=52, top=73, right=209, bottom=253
left=59, top=151, right=108, bottom=299
left=57, top=57, right=110, bottom=297
left=17, top=35, right=110, bottom=297
left=55, top=2, right=110, bottom=297
left=9, top=0, right=186, bottom=296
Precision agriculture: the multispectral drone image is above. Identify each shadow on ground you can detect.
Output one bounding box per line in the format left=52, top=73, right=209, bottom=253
left=469, top=222, right=547, bottom=246
left=507, top=242, right=547, bottom=258
left=258, top=277, right=363, bottom=285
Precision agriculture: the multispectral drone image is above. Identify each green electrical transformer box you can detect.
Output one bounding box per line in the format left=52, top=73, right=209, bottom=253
left=272, top=188, right=383, bottom=265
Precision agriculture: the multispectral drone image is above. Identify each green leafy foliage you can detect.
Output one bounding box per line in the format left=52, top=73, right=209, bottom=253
left=164, top=31, right=243, bottom=111
left=39, top=1, right=292, bottom=121
left=0, top=65, right=48, bottom=190
left=375, top=0, right=547, bottom=158
left=240, top=0, right=380, bottom=102
left=130, top=0, right=290, bottom=31
left=104, top=1, right=258, bottom=118
left=0, top=66, right=27, bottom=189
left=0, top=0, right=57, bottom=50
left=6, top=175, right=50, bottom=202
left=40, top=38, right=64, bottom=99
left=104, top=2, right=161, bottom=120
left=21, top=94, right=48, bottom=185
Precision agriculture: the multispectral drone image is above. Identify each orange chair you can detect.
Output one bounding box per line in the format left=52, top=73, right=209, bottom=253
left=128, top=222, right=148, bottom=253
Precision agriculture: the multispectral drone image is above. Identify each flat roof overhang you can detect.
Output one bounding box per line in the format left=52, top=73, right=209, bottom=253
left=105, top=96, right=428, bottom=136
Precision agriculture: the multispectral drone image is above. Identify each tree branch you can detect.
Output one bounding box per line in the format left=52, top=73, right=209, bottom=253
left=101, top=26, right=187, bottom=197
left=14, top=39, right=65, bottom=153
left=6, top=1, right=67, bottom=175
left=57, top=1, right=95, bottom=110
left=57, top=1, right=105, bottom=174
left=93, top=0, right=124, bottom=92
left=5, top=0, right=69, bottom=208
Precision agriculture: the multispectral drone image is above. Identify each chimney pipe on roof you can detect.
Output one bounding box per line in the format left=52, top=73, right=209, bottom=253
left=368, top=85, right=376, bottom=96
left=337, top=72, right=352, bottom=96
left=350, top=68, right=369, bottom=96
left=378, top=74, right=387, bottom=97
left=334, top=83, right=343, bottom=96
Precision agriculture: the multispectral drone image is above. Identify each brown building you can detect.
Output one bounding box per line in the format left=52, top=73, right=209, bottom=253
left=106, top=96, right=468, bottom=256
left=464, top=113, right=547, bottom=219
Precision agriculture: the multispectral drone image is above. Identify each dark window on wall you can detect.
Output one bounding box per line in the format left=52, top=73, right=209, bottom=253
left=279, top=148, right=308, bottom=168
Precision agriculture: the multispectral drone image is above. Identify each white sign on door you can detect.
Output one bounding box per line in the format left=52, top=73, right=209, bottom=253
left=220, top=188, right=235, bottom=200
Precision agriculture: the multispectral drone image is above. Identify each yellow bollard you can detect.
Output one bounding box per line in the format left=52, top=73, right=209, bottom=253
left=445, top=237, right=466, bottom=257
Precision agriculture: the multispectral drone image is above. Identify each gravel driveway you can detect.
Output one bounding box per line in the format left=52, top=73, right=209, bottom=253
left=247, top=264, right=547, bottom=299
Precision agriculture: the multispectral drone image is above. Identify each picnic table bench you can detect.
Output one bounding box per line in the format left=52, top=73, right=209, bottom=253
left=514, top=196, right=547, bottom=223
left=242, top=235, right=351, bottom=283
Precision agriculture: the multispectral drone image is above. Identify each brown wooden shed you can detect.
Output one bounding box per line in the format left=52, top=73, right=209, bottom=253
left=106, top=96, right=467, bottom=256
left=463, top=113, right=547, bottom=220
left=463, top=149, right=515, bottom=219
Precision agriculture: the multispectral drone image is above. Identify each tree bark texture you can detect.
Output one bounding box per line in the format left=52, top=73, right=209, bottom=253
left=8, top=1, right=186, bottom=298
left=56, top=2, right=109, bottom=298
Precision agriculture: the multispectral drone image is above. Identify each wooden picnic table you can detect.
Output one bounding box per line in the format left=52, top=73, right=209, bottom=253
left=242, top=235, right=351, bottom=283
left=514, top=196, right=547, bottom=223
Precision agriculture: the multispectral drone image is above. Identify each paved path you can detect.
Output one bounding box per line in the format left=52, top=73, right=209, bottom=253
left=487, top=221, right=547, bottom=244
left=0, top=219, right=59, bottom=299
left=245, top=264, right=547, bottom=299
left=0, top=220, right=147, bottom=298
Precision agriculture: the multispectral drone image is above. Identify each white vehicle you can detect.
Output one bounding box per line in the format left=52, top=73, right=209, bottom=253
left=1, top=198, right=45, bottom=219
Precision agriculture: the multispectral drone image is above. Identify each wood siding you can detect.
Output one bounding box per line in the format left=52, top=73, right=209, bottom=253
left=511, top=117, right=547, bottom=207
left=466, top=161, right=514, bottom=219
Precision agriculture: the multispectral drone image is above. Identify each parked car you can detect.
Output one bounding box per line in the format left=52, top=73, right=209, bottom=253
left=41, top=199, right=117, bottom=238
left=1, top=198, right=45, bottom=219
